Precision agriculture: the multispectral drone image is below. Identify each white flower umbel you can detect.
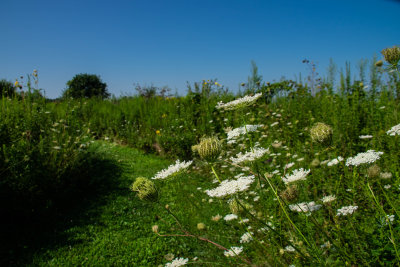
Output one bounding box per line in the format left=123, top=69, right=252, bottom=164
left=387, top=123, right=400, bottom=136
left=327, top=156, right=344, bottom=167
left=165, top=257, right=189, bottom=267
left=345, top=150, right=383, bottom=167
left=336, top=205, right=358, bottom=216
left=224, top=214, right=238, bottom=221
left=359, top=135, right=373, bottom=139
left=282, top=168, right=310, bottom=184
left=205, top=174, right=255, bottom=198
left=227, top=124, right=263, bottom=141
left=321, top=195, right=336, bottom=203
left=289, top=201, right=322, bottom=213
left=240, top=232, right=253, bottom=243
left=230, top=147, right=269, bottom=164
left=216, top=93, right=262, bottom=110
left=224, top=246, right=243, bottom=257
left=152, top=160, right=193, bottom=180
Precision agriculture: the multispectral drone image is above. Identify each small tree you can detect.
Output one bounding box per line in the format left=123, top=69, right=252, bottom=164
left=63, top=73, right=109, bottom=99
left=0, top=79, right=16, bottom=97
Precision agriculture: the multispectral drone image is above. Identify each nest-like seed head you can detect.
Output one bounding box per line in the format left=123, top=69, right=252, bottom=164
left=310, top=122, right=333, bottom=144
left=197, top=136, right=222, bottom=161
left=131, top=177, right=158, bottom=201
left=381, top=46, right=400, bottom=66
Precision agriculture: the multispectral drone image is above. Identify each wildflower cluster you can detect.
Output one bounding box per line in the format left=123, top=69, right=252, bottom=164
left=152, top=160, right=193, bottom=180
left=216, top=93, right=262, bottom=110
left=345, top=150, right=384, bottom=166
left=205, top=174, right=255, bottom=198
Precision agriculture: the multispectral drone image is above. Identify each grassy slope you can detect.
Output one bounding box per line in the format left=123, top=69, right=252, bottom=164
left=26, top=142, right=230, bottom=266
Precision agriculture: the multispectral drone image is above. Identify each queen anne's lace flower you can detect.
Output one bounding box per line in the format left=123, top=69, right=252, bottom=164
left=216, top=93, right=262, bottom=110
left=224, top=214, right=238, bottom=221
left=321, top=195, right=336, bottom=203
left=227, top=125, right=263, bottom=141
left=327, top=156, right=344, bottom=167
left=345, top=150, right=383, bottom=166
left=240, top=232, right=253, bottom=243
left=387, top=124, right=400, bottom=136
left=152, top=160, right=193, bottom=180
left=230, top=147, right=269, bottom=164
left=224, top=246, right=243, bottom=257
left=282, top=168, right=310, bottom=184
left=165, top=257, right=189, bottom=267
left=205, top=174, right=255, bottom=198
left=359, top=135, right=373, bottom=139
left=336, top=205, right=358, bottom=216
left=289, top=201, right=322, bottom=213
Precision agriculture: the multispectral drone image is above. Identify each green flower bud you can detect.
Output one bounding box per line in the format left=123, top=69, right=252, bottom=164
left=375, top=60, right=383, bottom=67
left=310, top=122, right=333, bottom=144
left=131, top=177, right=158, bottom=201
left=197, top=137, right=222, bottom=161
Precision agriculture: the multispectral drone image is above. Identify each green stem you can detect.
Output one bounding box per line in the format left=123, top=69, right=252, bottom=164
left=211, top=164, right=221, bottom=183
left=366, top=183, right=400, bottom=263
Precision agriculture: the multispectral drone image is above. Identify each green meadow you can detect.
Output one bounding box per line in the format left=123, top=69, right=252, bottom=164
left=1, top=49, right=400, bottom=266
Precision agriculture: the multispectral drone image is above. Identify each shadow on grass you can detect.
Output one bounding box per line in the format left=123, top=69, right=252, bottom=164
left=0, top=154, right=123, bottom=266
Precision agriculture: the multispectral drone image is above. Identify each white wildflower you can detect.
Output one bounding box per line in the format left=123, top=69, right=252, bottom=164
left=152, top=160, right=193, bottom=180
left=284, top=245, right=296, bottom=252
left=321, top=195, right=336, bottom=203
left=239, top=218, right=249, bottom=224
left=216, top=93, right=262, bottom=110
left=224, top=214, right=238, bottom=221
left=227, top=124, right=264, bottom=141
left=285, top=162, right=295, bottom=169
left=387, top=123, right=400, bottom=136
left=359, top=135, right=373, bottom=139
left=240, top=232, right=253, bottom=243
left=205, top=174, right=255, bottom=198
left=165, top=257, right=189, bottom=267
left=224, top=246, right=243, bottom=257
left=345, top=150, right=383, bottom=166
left=384, top=184, right=391, bottom=189
left=270, top=122, right=279, bottom=127
left=282, top=168, right=310, bottom=184
left=380, top=172, right=393, bottom=179
left=289, top=201, right=322, bottom=213
left=327, top=156, right=344, bottom=167
left=230, top=147, right=269, bottom=164
left=336, top=205, right=358, bottom=216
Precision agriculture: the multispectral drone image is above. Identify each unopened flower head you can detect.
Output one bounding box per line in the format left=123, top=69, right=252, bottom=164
left=387, top=123, right=400, bottom=136
left=230, top=147, right=269, bottom=164
left=205, top=174, right=255, bottom=198
left=310, top=122, right=333, bottom=144
left=367, top=164, right=381, bottom=178
left=216, top=93, right=262, bottom=110
left=227, top=124, right=263, bottom=141
left=345, top=150, right=383, bottom=166
left=224, top=246, right=243, bottom=257
left=131, top=177, right=158, bottom=200
left=282, top=168, right=310, bottom=184
left=152, top=160, right=193, bottom=180
left=336, top=205, right=358, bottom=216
left=381, top=46, right=400, bottom=66
left=165, top=257, right=189, bottom=267
left=196, top=136, right=222, bottom=161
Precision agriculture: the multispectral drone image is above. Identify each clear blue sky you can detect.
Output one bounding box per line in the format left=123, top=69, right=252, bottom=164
left=1, top=0, right=399, bottom=98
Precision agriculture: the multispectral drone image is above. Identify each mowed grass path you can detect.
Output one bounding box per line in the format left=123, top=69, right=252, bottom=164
left=24, top=142, right=226, bottom=266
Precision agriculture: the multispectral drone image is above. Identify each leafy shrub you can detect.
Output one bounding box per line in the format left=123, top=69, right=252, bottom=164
left=63, top=73, right=110, bottom=99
